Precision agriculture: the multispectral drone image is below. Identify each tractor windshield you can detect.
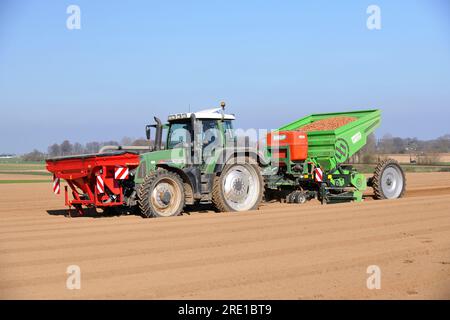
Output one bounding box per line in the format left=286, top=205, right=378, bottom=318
left=167, top=122, right=192, bottom=149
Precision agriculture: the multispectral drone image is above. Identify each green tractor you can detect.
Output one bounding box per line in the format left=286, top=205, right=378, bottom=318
left=134, top=102, right=267, bottom=217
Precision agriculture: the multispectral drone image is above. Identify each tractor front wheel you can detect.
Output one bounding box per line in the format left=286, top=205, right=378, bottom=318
left=138, top=169, right=185, bottom=218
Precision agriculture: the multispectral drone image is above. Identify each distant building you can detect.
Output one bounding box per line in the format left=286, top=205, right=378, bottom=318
left=0, top=154, right=16, bottom=159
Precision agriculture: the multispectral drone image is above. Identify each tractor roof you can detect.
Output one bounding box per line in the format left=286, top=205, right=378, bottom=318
left=168, top=108, right=235, bottom=121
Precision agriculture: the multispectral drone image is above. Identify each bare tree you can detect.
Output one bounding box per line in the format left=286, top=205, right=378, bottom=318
left=121, top=137, right=133, bottom=146
left=73, top=142, right=84, bottom=155
left=379, top=133, right=394, bottom=154
left=85, top=142, right=101, bottom=154
left=101, top=140, right=119, bottom=147
left=22, top=149, right=45, bottom=161
left=132, top=138, right=150, bottom=146
left=60, top=140, right=73, bottom=156
left=48, top=143, right=61, bottom=157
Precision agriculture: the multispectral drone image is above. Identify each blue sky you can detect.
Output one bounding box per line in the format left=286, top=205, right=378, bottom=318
left=1, top=0, right=449, bottom=154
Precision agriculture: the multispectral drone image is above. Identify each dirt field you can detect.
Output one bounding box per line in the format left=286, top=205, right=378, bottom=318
left=0, top=173, right=50, bottom=181
left=1, top=172, right=449, bottom=299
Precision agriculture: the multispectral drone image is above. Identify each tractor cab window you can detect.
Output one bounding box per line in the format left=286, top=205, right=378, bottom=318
left=201, top=120, right=220, bottom=148
left=223, top=120, right=234, bottom=140
left=167, top=122, right=192, bottom=149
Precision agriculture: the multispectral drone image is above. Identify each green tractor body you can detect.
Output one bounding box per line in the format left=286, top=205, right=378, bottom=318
left=133, top=106, right=267, bottom=217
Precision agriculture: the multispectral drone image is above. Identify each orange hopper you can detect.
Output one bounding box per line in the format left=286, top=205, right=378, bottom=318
left=266, top=130, right=308, bottom=161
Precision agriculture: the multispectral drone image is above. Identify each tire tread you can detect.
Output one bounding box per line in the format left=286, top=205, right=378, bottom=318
left=137, top=168, right=185, bottom=218
left=372, top=158, right=406, bottom=200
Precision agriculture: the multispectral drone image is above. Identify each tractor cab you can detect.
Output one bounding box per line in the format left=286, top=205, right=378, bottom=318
left=135, top=102, right=257, bottom=217
left=145, top=103, right=236, bottom=165
left=166, top=108, right=235, bottom=151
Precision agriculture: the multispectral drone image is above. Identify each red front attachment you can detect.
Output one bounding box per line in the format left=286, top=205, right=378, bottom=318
left=46, top=152, right=140, bottom=210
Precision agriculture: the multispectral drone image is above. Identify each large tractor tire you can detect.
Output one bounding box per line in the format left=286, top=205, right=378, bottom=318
left=212, top=157, right=264, bottom=212
left=371, top=159, right=406, bottom=200
left=137, top=169, right=185, bottom=218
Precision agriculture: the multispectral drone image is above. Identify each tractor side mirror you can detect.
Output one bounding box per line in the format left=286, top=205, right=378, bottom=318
left=145, top=125, right=151, bottom=140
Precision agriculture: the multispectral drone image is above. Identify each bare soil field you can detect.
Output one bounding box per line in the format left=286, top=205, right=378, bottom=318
left=0, top=172, right=449, bottom=299
left=0, top=173, right=50, bottom=181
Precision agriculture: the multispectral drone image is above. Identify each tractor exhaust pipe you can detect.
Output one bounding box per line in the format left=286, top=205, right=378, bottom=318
left=154, top=117, right=163, bottom=151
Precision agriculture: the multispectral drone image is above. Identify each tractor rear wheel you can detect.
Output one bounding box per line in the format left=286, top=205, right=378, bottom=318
left=138, top=169, right=185, bottom=218
left=212, top=158, right=264, bottom=212
left=372, top=159, right=406, bottom=200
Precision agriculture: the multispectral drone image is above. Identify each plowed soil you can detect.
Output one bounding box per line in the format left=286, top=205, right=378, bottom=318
left=1, top=172, right=449, bottom=299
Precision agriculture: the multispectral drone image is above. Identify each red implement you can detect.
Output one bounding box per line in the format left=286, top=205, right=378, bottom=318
left=46, top=151, right=140, bottom=210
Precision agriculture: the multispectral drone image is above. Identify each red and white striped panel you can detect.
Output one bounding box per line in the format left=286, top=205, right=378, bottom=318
left=96, top=175, right=105, bottom=194
left=314, top=168, right=323, bottom=182
left=114, top=166, right=129, bottom=180
left=52, top=176, right=60, bottom=195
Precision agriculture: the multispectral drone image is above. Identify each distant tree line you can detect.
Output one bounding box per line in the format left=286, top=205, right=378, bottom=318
left=21, top=150, right=46, bottom=162
left=354, top=133, right=450, bottom=164
left=18, top=133, right=450, bottom=162
left=21, top=137, right=150, bottom=161
left=366, top=134, right=449, bottom=154
left=47, top=137, right=150, bottom=157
